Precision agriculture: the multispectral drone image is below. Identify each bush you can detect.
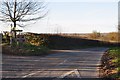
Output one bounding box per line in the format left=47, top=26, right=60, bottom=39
left=25, top=33, right=48, bottom=46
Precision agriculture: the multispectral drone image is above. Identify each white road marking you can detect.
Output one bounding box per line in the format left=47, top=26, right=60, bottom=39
left=22, top=71, right=42, bottom=78
left=22, top=59, right=69, bottom=78
left=58, top=59, right=67, bottom=65
left=59, top=69, right=82, bottom=78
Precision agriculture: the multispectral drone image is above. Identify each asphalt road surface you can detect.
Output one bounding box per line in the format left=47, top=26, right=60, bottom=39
left=2, top=47, right=108, bottom=78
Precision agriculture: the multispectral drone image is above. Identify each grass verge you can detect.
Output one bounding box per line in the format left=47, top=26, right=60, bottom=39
left=101, top=47, right=120, bottom=79
left=2, top=43, right=50, bottom=56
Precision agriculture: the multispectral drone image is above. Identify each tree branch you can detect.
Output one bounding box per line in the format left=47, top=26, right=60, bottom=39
left=0, top=0, right=48, bottom=27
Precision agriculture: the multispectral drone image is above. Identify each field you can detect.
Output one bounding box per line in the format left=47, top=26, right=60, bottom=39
left=47, top=34, right=118, bottom=49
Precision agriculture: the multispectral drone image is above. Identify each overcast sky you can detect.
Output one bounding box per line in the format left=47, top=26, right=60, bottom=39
left=0, top=0, right=118, bottom=33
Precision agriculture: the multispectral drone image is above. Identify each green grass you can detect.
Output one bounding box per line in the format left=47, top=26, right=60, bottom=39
left=108, top=47, right=120, bottom=79
left=3, top=43, right=50, bottom=56
left=21, top=43, right=50, bottom=56
left=109, top=47, right=120, bottom=65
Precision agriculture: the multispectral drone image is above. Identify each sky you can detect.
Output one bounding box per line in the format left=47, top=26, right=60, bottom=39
left=0, top=0, right=119, bottom=33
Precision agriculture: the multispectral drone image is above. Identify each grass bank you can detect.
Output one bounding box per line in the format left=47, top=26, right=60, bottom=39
left=101, top=47, right=120, bottom=79
left=2, top=43, right=50, bottom=56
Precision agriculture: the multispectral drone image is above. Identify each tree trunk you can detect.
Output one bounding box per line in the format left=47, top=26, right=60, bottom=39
left=13, top=21, right=16, bottom=38
left=12, top=21, right=17, bottom=43
left=13, top=0, right=17, bottom=38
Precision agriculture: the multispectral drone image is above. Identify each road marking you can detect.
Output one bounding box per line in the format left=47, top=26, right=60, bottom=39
left=59, top=69, right=82, bottom=78
left=58, top=59, right=67, bottom=65
left=22, top=58, right=69, bottom=78
left=22, top=71, right=42, bottom=78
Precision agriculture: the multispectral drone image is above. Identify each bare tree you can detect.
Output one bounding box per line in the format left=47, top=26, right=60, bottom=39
left=0, top=0, right=47, bottom=38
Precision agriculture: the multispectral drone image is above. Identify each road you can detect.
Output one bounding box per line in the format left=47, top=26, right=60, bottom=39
left=2, top=47, right=108, bottom=79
